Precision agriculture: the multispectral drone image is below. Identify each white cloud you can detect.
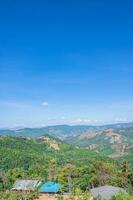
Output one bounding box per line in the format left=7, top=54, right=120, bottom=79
left=41, top=101, right=49, bottom=107
left=72, top=118, right=92, bottom=124
left=114, top=117, right=128, bottom=123
left=71, top=118, right=103, bottom=125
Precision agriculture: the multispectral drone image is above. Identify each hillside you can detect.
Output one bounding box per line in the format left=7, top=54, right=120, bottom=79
left=0, top=136, right=115, bottom=188
left=64, top=127, right=133, bottom=160
left=0, top=125, right=100, bottom=138
left=0, top=135, right=133, bottom=199
left=1, top=123, right=133, bottom=159
left=0, top=135, right=112, bottom=172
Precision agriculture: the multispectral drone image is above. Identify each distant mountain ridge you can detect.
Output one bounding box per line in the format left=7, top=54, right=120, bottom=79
left=1, top=122, right=133, bottom=138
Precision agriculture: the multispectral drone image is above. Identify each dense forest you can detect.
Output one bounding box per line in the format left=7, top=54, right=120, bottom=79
left=0, top=136, right=133, bottom=199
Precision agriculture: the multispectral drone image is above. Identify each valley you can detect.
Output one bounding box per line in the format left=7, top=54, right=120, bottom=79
left=1, top=123, right=133, bottom=160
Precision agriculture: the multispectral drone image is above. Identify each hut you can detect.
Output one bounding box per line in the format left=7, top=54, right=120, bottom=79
left=12, top=179, right=41, bottom=192
left=90, top=185, right=127, bottom=200
left=39, top=181, right=62, bottom=193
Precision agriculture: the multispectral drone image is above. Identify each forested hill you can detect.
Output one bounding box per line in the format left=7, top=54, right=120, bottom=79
left=0, top=135, right=133, bottom=199
left=0, top=136, right=113, bottom=189
left=1, top=123, right=133, bottom=159
left=0, top=135, right=111, bottom=171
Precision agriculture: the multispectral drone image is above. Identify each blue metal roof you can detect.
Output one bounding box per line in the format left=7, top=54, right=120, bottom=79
left=39, top=181, right=62, bottom=193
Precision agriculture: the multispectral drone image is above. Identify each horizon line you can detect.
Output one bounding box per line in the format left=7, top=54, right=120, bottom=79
left=0, top=121, right=133, bottom=130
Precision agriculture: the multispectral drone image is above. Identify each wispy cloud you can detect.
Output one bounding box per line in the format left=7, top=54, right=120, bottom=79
left=71, top=118, right=103, bottom=125
left=41, top=101, right=49, bottom=107
left=114, top=117, right=128, bottom=123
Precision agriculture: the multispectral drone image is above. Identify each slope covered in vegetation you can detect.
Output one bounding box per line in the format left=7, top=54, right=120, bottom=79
left=1, top=123, right=133, bottom=160
left=0, top=136, right=133, bottom=199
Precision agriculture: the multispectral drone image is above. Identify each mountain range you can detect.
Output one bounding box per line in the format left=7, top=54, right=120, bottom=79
left=0, top=122, right=133, bottom=159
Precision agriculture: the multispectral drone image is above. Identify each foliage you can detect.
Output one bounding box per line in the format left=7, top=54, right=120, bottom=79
left=0, top=191, right=38, bottom=200
left=111, top=192, right=133, bottom=200
left=0, top=136, right=133, bottom=199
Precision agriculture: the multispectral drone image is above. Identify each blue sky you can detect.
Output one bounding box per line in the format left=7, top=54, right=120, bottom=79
left=0, top=0, right=133, bottom=127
